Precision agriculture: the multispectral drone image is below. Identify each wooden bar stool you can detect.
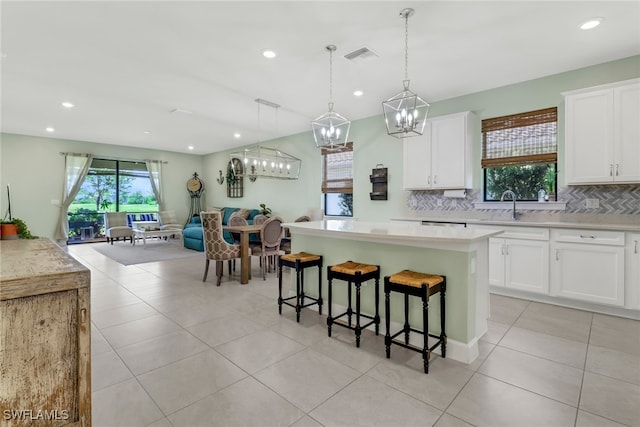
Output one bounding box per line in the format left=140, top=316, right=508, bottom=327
left=384, top=270, right=446, bottom=374
left=327, top=261, right=380, bottom=347
left=278, top=252, right=323, bottom=322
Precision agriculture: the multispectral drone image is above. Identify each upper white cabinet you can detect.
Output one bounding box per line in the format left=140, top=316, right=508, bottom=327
left=403, top=111, right=476, bottom=190
left=564, top=79, right=640, bottom=184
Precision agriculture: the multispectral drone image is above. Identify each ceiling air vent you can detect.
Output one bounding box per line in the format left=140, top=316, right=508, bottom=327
left=344, top=47, right=379, bottom=62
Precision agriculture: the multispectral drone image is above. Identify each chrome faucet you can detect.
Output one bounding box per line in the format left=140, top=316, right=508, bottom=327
left=500, top=190, right=518, bottom=220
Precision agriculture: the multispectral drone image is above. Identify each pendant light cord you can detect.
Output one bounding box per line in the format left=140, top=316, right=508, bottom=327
left=328, top=46, right=334, bottom=105
left=404, top=12, right=409, bottom=81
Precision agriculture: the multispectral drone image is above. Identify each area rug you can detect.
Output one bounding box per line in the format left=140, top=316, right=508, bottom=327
left=91, top=240, right=201, bottom=265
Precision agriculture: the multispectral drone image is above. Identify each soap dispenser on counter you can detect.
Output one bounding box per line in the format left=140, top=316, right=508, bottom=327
left=538, top=189, right=546, bottom=202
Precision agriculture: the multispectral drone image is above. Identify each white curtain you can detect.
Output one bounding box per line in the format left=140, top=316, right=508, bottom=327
left=146, top=160, right=164, bottom=210
left=56, top=153, right=93, bottom=241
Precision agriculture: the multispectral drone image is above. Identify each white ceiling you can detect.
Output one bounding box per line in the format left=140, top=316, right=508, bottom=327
left=2, top=1, right=639, bottom=155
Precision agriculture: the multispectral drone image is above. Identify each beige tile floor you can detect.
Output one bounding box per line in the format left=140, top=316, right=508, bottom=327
left=68, top=243, right=640, bottom=427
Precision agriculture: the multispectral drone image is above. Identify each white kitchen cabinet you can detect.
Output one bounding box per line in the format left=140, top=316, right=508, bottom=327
left=403, top=111, right=476, bottom=190
left=625, top=233, right=640, bottom=310
left=550, top=229, right=625, bottom=307
left=564, top=79, right=640, bottom=184
left=487, top=227, right=549, bottom=294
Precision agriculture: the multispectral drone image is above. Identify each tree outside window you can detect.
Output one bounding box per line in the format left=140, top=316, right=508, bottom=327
left=482, top=108, right=557, bottom=201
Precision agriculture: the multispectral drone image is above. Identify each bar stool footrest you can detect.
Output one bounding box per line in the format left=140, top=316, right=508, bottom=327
left=390, top=337, right=443, bottom=353
left=331, top=316, right=377, bottom=331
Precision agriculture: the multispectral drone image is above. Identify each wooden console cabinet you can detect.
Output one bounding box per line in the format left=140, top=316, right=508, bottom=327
left=0, top=239, right=91, bottom=426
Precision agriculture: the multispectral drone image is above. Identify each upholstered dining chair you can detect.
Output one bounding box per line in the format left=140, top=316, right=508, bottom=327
left=201, top=211, right=247, bottom=286
left=104, top=212, right=133, bottom=244
left=252, top=216, right=284, bottom=280
left=226, top=213, right=258, bottom=272
left=227, top=213, right=248, bottom=245
left=281, top=215, right=311, bottom=253
left=253, top=214, right=269, bottom=225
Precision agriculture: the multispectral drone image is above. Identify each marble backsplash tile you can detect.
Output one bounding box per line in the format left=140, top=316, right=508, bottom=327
left=407, top=185, right=640, bottom=215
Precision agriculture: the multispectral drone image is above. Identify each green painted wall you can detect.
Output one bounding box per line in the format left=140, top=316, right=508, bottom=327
left=2, top=55, right=638, bottom=237
left=0, top=133, right=202, bottom=238
left=201, top=55, right=640, bottom=221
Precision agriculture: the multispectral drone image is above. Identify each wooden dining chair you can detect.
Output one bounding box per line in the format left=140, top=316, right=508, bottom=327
left=201, top=211, right=246, bottom=286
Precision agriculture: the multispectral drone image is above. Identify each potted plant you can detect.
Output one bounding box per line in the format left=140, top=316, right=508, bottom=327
left=1, top=217, right=35, bottom=240
left=259, top=203, right=272, bottom=217
left=543, top=165, right=556, bottom=201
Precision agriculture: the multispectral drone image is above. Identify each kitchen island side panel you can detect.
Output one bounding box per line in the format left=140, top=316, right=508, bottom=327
left=290, top=234, right=478, bottom=346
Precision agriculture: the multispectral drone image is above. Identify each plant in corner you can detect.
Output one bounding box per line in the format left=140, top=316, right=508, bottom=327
left=259, top=203, right=272, bottom=217
left=543, top=165, right=556, bottom=201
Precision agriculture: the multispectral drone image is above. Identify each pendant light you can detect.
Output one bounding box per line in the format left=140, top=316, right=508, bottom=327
left=382, top=8, right=429, bottom=138
left=230, top=99, right=302, bottom=180
left=312, top=45, right=350, bottom=149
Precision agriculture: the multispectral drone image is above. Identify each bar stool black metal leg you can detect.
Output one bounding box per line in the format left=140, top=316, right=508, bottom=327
left=423, top=289, right=430, bottom=374
left=300, top=260, right=305, bottom=313
left=441, top=281, right=447, bottom=358
left=384, top=279, right=391, bottom=358
left=295, top=266, right=302, bottom=322
left=278, top=261, right=283, bottom=314
left=374, top=275, right=380, bottom=335
left=355, top=282, right=362, bottom=348
left=347, top=281, right=353, bottom=327
left=318, top=263, right=323, bottom=315
left=327, top=268, right=333, bottom=337
left=404, top=293, right=410, bottom=345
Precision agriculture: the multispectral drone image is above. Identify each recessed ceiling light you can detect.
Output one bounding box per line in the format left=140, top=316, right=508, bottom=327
left=353, top=90, right=364, bottom=97
left=143, top=130, right=151, bottom=134
left=580, top=18, right=603, bottom=30
left=61, top=101, right=74, bottom=108
left=262, top=49, right=277, bottom=59
left=188, top=145, right=194, bottom=151
left=45, top=127, right=55, bottom=132
left=234, top=133, right=241, bottom=139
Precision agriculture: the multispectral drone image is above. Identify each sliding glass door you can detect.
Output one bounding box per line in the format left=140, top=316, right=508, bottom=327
left=67, top=159, right=158, bottom=243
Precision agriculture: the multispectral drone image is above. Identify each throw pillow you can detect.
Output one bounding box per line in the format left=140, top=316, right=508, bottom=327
left=236, top=209, right=250, bottom=220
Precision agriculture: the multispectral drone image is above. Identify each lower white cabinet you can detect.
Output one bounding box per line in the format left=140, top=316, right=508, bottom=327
left=482, top=226, right=550, bottom=294
left=625, top=233, right=640, bottom=310
left=550, top=229, right=625, bottom=307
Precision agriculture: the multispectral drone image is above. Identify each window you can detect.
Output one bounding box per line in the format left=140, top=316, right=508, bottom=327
left=321, top=142, right=353, bottom=216
left=482, top=107, right=557, bottom=201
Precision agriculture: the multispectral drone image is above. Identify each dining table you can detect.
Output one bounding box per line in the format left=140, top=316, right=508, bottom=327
left=222, top=223, right=262, bottom=284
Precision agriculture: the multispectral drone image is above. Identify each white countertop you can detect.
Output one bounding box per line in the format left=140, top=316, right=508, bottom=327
left=284, top=219, right=503, bottom=251
left=391, top=213, right=640, bottom=232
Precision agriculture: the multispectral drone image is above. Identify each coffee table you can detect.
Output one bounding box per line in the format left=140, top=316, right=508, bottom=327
left=132, top=226, right=183, bottom=247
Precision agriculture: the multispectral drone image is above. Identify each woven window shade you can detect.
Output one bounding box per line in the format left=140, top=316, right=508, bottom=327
left=321, top=142, right=353, bottom=193
left=481, top=107, right=557, bottom=168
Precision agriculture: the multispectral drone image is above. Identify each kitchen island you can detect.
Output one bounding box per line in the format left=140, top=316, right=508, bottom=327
left=284, top=220, right=502, bottom=364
